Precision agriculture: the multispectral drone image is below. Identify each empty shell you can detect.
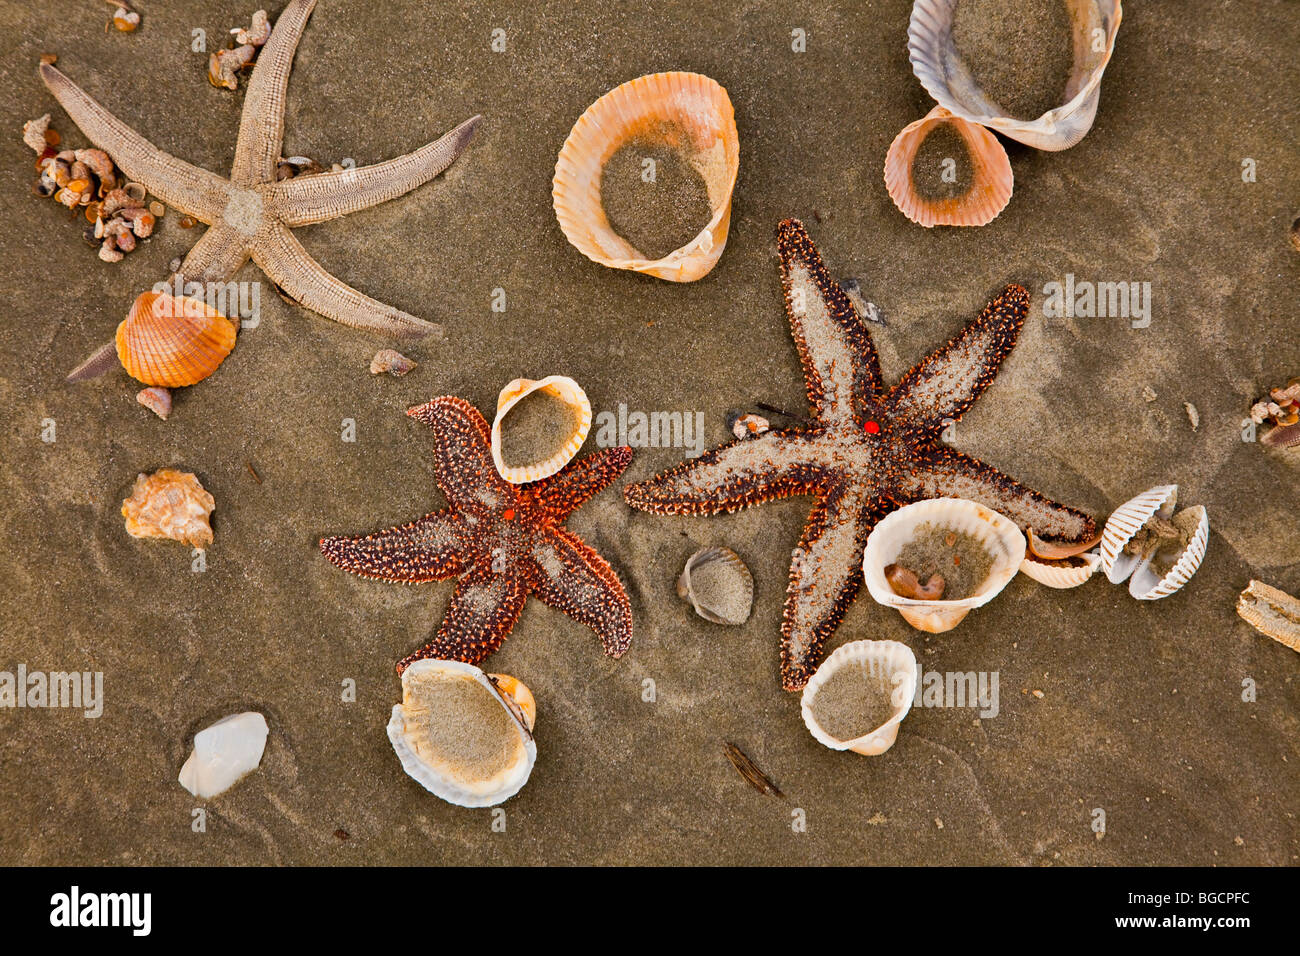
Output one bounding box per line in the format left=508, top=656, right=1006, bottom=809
left=490, top=375, right=592, bottom=484
left=677, top=546, right=753, bottom=625
left=800, top=640, right=918, bottom=756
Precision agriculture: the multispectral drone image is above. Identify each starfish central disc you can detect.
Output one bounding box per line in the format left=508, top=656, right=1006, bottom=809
left=223, top=188, right=264, bottom=236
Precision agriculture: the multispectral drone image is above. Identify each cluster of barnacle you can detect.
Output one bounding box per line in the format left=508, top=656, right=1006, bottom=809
left=1250, top=378, right=1300, bottom=448
left=208, top=10, right=271, bottom=90
left=24, top=113, right=165, bottom=263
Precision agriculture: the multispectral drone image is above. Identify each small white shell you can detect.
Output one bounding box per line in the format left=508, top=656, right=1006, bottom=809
left=178, top=712, right=268, bottom=799
left=387, top=659, right=536, bottom=808
left=490, top=375, right=592, bottom=484
left=676, top=546, right=753, bottom=625
left=1099, top=484, right=1175, bottom=583
left=1099, top=485, right=1208, bottom=600
left=800, top=640, right=918, bottom=756
left=908, top=0, right=1123, bottom=151
left=1019, top=550, right=1101, bottom=589
left=863, top=497, right=1026, bottom=633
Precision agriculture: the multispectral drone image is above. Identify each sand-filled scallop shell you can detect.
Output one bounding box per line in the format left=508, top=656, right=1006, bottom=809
left=676, top=546, right=753, bottom=625
left=386, top=659, right=537, bottom=808
left=490, top=375, right=592, bottom=484
left=1019, top=527, right=1102, bottom=588
left=552, top=71, right=739, bottom=282
left=116, top=290, right=236, bottom=387
left=1099, top=484, right=1208, bottom=600
left=908, top=0, right=1123, bottom=151
left=883, top=106, right=1013, bottom=227
left=863, top=497, right=1026, bottom=633
left=800, top=640, right=918, bottom=756
left=121, top=468, right=215, bottom=549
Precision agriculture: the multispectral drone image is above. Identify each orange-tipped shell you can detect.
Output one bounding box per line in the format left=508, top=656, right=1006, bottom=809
left=116, top=291, right=237, bottom=388
left=883, top=106, right=1013, bottom=228
left=552, top=71, right=739, bottom=282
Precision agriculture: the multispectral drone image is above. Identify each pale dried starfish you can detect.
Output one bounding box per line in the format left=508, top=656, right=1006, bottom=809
left=43, top=0, right=480, bottom=380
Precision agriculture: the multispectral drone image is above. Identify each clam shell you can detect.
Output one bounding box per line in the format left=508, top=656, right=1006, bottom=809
left=1019, top=550, right=1101, bottom=589
left=863, top=497, right=1026, bottom=633
left=387, top=659, right=537, bottom=808
left=1098, top=484, right=1176, bottom=584
left=800, top=640, right=918, bottom=756
left=1126, top=505, right=1208, bottom=601
left=116, top=290, right=236, bottom=387
left=883, top=106, right=1013, bottom=227
left=552, top=71, right=739, bottom=282
left=676, top=546, right=753, bottom=625
left=490, top=375, right=592, bottom=484
left=908, top=0, right=1123, bottom=151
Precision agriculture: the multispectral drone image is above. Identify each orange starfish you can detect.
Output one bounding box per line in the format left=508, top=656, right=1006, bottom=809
left=321, top=396, right=633, bottom=673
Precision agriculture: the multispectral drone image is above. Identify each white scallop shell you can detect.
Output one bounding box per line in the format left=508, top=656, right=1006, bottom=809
left=1099, top=484, right=1176, bottom=583
left=1126, top=505, right=1208, bottom=601
left=862, top=497, right=1027, bottom=633
left=387, top=659, right=537, bottom=808
left=908, top=0, right=1123, bottom=151
left=490, top=375, right=592, bottom=484
left=1019, top=550, right=1101, bottom=589
left=800, top=640, right=918, bottom=756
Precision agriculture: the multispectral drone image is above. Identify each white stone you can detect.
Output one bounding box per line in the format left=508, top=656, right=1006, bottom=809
left=178, top=712, right=268, bottom=798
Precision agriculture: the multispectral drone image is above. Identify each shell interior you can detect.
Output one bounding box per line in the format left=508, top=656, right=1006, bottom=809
left=677, top=545, right=753, bottom=625
left=800, top=640, right=919, bottom=756
left=388, top=659, right=536, bottom=808
left=490, top=375, right=592, bottom=484
left=552, top=71, right=740, bottom=281
left=1099, top=484, right=1177, bottom=583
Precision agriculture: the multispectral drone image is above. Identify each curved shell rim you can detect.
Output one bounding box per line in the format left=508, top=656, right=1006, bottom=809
left=800, top=639, right=919, bottom=755
left=490, top=375, right=593, bottom=484
left=678, top=545, right=754, bottom=625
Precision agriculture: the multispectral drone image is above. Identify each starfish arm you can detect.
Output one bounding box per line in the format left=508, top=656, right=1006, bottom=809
left=624, top=430, right=835, bottom=516
left=396, top=567, right=529, bottom=672
left=902, top=446, right=1096, bottom=543
left=271, top=116, right=482, bottom=226
left=780, top=486, right=882, bottom=691
left=526, top=528, right=633, bottom=658
left=776, top=219, right=884, bottom=425
left=885, top=285, right=1029, bottom=432
left=320, top=511, right=469, bottom=583
left=39, top=64, right=229, bottom=222
left=175, top=223, right=253, bottom=283
left=406, top=396, right=518, bottom=511
left=230, top=0, right=317, bottom=186
left=532, top=446, right=633, bottom=521
left=251, top=222, right=443, bottom=339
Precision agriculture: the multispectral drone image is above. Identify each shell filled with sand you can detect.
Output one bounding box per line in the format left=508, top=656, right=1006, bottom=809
left=908, top=0, right=1123, bottom=151
left=884, top=106, right=1013, bottom=227
left=552, top=71, right=739, bottom=282
left=387, top=659, right=537, bottom=808
left=862, top=497, right=1026, bottom=633
left=490, top=375, right=592, bottom=484
left=800, top=640, right=918, bottom=756
left=676, top=546, right=753, bottom=625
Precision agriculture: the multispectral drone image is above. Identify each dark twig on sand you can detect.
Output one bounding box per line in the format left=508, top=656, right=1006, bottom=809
left=723, top=741, right=783, bottom=797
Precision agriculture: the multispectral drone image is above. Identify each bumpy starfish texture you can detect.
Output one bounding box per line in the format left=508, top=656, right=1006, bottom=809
left=321, top=396, right=633, bottom=674
left=625, top=219, right=1096, bottom=691
left=45, top=0, right=479, bottom=380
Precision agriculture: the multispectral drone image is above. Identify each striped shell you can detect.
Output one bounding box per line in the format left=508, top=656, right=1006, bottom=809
left=1126, top=505, right=1208, bottom=601
left=800, top=640, right=918, bottom=756
left=883, top=106, right=1013, bottom=227
left=115, top=290, right=236, bottom=387
left=676, top=546, right=753, bottom=625
left=1019, top=550, right=1101, bottom=589
left=552, top=71, right=739, bottom=282
left=386, top=659, right=537, bottom=808
left=490, top=375, right=592, bottom=484
left=1099, top=485, right=1208, bottom=600
left=1099, top=484, right=1175, bottom=583
left=908, top=0, right=1123, bottom=151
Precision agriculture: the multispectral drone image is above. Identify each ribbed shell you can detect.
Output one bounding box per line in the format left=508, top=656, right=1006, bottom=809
left=883, top=106, right=1013, bottom=227
left=115, top=290, right=236, bottom=388
left=552, top=71, right=739, bottom=282
left=800, top=640, right=918, bottom=756
left=1019, top=551, right=1101, bottom=589
left=490, top=375, right=592, bottom=484
left=676, top=546, right=753, bottom=625
left=908, top=0, right=1123, bottom=151
left=1098, top=484, right=1176, bottom=584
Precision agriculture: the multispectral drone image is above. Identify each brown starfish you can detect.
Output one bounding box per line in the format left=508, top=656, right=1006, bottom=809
left=43, top=0, right=480, bottom=380
left=625, top=220, right=1096, bottom=690
left=321, top=396, right=634, bottom=674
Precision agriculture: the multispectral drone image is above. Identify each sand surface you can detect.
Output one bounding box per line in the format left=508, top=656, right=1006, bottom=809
left=0, top=0, right=1296, bottom=865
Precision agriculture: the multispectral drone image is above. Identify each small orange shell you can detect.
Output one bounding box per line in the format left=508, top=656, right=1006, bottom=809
left=883, top=106, right=1013, bottom=228
left=116, top=291, right=237, bottom=388
left=552, top=71, right=739, bottom=282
